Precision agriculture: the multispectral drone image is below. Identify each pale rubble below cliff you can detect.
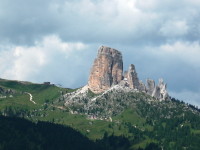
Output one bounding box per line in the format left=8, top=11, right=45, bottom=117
left=64, top=77, right=168, bottom=111
left=63, top=82, right=155, bottom=120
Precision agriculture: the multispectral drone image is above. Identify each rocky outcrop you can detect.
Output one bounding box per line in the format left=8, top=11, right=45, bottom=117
left=147, top=78, right=169, bottom=100
left=146, top=79, right=155, bottom=95
left=157, top=78, right=168, bottom=100
left=126, top=64, right=140, bottom=89
left=87, top=45, right=169, bottom=100
left=139, top=81, right=146, bottom=92
left=152, top=86, right=161, bottom=99
left=88, top=46, right=123, bottom=93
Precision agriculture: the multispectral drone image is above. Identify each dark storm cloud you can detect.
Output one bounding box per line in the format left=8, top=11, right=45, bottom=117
left=1, top=0, right=200, bottom=46
left=0, top=0, right=66, bottom=45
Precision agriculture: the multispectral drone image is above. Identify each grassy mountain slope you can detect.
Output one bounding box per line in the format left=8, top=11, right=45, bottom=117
left=0, top=79, right=200, bottom=150
left=0, top=78, right=73, bottom=110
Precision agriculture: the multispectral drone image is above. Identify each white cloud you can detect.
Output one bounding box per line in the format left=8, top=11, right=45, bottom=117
left=159, top=20, right=189, bottom=37
left=159, top=41, right=200, bottom=68
left=1, top=0, right=200, bottom=45
left=0, top=35, right=89, bottom=86
left=145, top=41, right=200, bottom=68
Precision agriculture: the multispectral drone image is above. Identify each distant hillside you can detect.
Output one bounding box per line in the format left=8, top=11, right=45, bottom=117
left=0, top=78, right=74, bottom=113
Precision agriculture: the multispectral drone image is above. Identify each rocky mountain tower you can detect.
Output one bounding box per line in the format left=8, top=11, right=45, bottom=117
left=88, top=46, right=123, bottom=93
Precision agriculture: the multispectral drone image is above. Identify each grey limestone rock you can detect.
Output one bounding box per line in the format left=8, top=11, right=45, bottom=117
left=152, top=86, right=161, bottom=99
left=158, top=78, right=169, bottom=100
left=139, top=80, right=146, bottom=92
left=146, top=79, right=155, bottom=96
left=126, top=64, right=140, bottom=89
left=151, top=78, right=169, bottom=100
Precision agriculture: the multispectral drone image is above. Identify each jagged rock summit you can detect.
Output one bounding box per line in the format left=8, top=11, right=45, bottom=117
left=88, top=46, right=123, bottom=93
left=88, top=46, right=169, bottom=100
left=124, top=64, right=140, bottom=90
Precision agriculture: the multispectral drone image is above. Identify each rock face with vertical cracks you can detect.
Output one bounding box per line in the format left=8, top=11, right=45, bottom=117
left=154, top=78, right=169, bottom=100
left=87, top=45, right=169, bottom=100
left=126, top=64, right=140, bottom=89
left=146, top=79, right=156, bottom=95
left=88, top=46, right=123, bottom=93
left=147, top=78, right=169, bottom=100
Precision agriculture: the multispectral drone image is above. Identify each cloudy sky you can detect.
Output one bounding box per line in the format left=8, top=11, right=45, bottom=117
left=0, top=0, right=200, bottom=106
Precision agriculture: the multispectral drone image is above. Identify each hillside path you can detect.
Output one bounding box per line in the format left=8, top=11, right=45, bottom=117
left=25, top=92, right=36, bottom=104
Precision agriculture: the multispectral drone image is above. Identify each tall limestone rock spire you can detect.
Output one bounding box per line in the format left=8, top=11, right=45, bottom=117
left=126, top=64, right=140, bottom=89
left=146, top=79, right=155, bottom=95
left=88, top=46, right=123, bottom=93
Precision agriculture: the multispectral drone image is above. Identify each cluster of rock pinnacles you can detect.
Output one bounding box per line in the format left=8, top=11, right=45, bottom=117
left=88, top=46, right=168, bottom=100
